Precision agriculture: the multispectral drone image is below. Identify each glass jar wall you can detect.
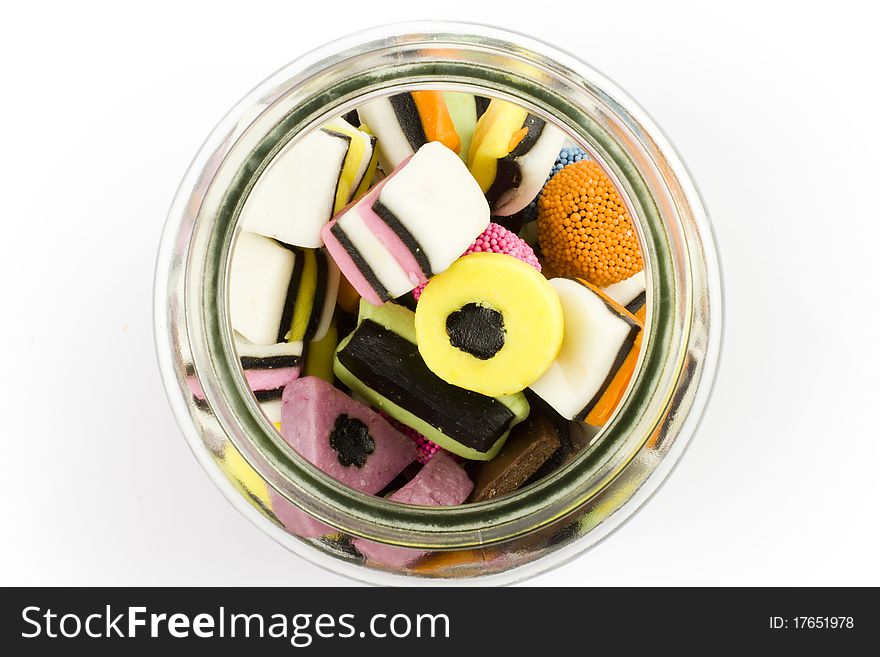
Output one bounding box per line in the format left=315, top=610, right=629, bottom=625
left=155, top=22, right=722, bottom=584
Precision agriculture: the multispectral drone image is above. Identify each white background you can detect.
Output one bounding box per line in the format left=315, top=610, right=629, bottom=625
left=2, top=0, right=878, bottom=586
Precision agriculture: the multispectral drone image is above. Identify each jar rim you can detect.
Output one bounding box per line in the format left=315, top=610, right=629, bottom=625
left=155, top=21, right=723, bottom=583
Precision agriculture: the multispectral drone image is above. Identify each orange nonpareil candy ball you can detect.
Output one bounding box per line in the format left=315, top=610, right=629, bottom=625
left=537, top=160, right=644, bottom=287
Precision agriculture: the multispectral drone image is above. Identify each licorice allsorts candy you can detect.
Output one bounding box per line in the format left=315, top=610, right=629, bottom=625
left=229, top=232, right=339, bottom=345
left=322, top=142, right=490, bottom=306
left=354, top=452, right=473, bottom=567
left=239, top=127, right=350, bottom=248
left=467, top=404, right=563, bottom=502
left=603, top=270, right=647, bottom=321
left=468, top=98, right=566, bottom=216
left=186, top=333, right=303, bottom=422
left=281, top=376, right=417, bottom=494
left=322, top=117, right=379, bottom=212
left=333, top=299, right=529, bottom=461
left=357, top=91, right=461, bottom=171
left=415, top=252, right=564, bottom=397
left=529, top=278, right=643, bottom=425
left=411, top=221, right=541, bottom=301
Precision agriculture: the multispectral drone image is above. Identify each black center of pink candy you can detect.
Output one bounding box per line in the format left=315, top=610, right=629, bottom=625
left=329, top=414, right=375, bottom=468
left=446, top=303, right=506, bottom=360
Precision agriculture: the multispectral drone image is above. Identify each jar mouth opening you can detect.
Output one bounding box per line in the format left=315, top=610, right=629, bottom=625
left=166, top=23, right=718, bottom=552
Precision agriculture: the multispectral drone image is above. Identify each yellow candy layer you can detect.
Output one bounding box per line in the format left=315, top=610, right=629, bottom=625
left=303, top=318, right=338, bottom=383
left=286, top=249, right=316, bottom=342
left=217, top=441, right=273, bottom=513
left=467, top=99, right=529, bottom=193
left=324, top=118, right=378, bottom=212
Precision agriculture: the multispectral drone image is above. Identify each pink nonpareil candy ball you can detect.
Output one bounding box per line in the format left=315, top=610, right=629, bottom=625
left=412, top=222, right=541, bottom=301
left=380, top=412, right=441, bottom=464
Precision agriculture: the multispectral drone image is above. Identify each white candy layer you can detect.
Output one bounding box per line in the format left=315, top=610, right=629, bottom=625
left=260, top=399, right=283, bottom=425
left=377, top=142, right=490, bottom=274
left=239, top=128, right=349, bottom=248
left=603, top=271, right=647, bottom=309
left=493, top=121, right=566, bottom=216
left=336, top=205, right=414, bottom=296
left=310, top=253, right=340, bottom=343
left=529, top=278, right=634, bottom=420
left=230, top=232, right=295, bottom=346
left=357, top=96, right=415, bottom=172
left=233, top=332, right=303, bottom=360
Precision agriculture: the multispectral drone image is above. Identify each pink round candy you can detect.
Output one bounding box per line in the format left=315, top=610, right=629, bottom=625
left=412, top=222, right=541, bottom=300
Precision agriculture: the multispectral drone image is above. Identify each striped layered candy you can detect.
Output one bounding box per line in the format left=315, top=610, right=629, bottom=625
left=187, top=333, right=303, bottom=430
left=357, top=91, right=460, bottom=171
left=603, top=271, right=647, bottom=323
left=322, top=117, right=378, bottom=212
left=239, top=127, right=350, bottom=248
left=529, top=278, right=643, bottom=425
left=230, top=231, right=339, bottom=345
left=468, top=98, right=565, bottom=216
left=322, top=142, right=489, bottom=306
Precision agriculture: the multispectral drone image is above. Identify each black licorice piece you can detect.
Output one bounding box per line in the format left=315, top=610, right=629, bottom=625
left=393, top=290, right=417, bottom=312
left=341, top=109, right=360, bottom=126
left=329, top=414, right=375, bottom=468
left=330, top=223, right=390, bottom=302
left=376, top=461, right=423, bottom=498
left=626, top=290, right=647, bottom=315
left=254, top=388, right=284, bottom=403
left=523, top=391, right=575, bottom=484
left=372, top=200, right=433, bottom=277
left=494, top=212, right=525, bottom=235
left=239, top=354, right=301, bottom=370
left=446, top=303, right=506, bottom=360
left=389, top=93, right=428, bottom=152
left=475, top=95, right=491, bottom=119
left=337, top=319, right=516, bottom=452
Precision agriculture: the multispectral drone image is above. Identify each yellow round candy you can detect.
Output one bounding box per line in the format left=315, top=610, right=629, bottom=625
left=415, top=253, right=564, bottom=397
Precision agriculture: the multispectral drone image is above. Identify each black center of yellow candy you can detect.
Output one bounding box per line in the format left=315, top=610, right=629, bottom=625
left=329, top=414, right=375, bottom=468
left=445, top=303, right=506, bottom=360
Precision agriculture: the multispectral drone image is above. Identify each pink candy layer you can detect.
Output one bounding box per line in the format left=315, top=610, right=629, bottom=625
left=186, top=366, right=301, bottom=399
left=412, top=222, right=541, bottom=300
left=268, top=489, right=334, bottom=539
left=322, top=157, right=423, bottom=306
left=354, top=452, right=473, bottom=567
left=359, top=204, right=425, bottom=287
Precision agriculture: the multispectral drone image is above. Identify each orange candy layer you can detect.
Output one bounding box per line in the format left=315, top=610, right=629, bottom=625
left=537, top=160, right=644, bottom=287
left=411, top=91, right=461, bottom=155
left=578, top=279, right=644, bottom=427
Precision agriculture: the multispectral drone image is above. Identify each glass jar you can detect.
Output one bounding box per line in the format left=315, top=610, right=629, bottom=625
left=154, top=21, right=722, bottom=584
